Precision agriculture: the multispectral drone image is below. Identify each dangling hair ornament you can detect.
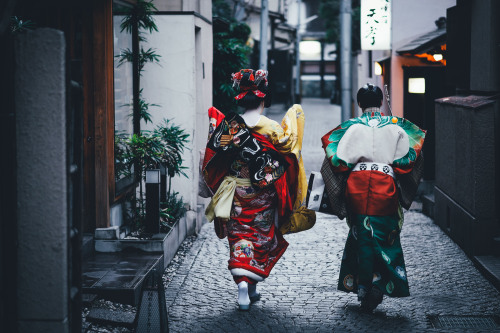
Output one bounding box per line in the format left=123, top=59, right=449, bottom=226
left=254, top=69, right=268, bottom=87
left=231, top=71, right=243, bottom=89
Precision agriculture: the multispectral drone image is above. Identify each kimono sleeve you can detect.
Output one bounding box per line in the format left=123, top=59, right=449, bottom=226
left=392, top=118, right=426, bottom=174
left=270, top=104, right=304, bottom=156
left=207, top=106, right=226, bottom=141
left=321, top=118, right=363, bottom=172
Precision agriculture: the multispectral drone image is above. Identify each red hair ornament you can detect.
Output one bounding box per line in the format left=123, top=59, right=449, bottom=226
left=231, top=69, right=268, bottom=100
left=234, top=90, right=266, bottom=100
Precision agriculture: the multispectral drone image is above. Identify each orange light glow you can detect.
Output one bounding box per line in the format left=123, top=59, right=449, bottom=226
left=414, top=53, right=446, bottom=65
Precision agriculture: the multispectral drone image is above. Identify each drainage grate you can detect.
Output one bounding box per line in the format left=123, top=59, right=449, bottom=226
left=429, top=315, right=499, bottom=329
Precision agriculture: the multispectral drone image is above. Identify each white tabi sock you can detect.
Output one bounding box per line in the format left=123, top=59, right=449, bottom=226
left=238, top=281, right=250, bottom=306
left=248, top=283, right=258, bottom=297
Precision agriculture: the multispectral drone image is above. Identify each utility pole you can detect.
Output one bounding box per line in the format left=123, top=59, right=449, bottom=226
left=294, top=0, right=302, bottom=103
left=259, top=0, right=269, bottom=70
left=340, top=0, right=352, bottom=122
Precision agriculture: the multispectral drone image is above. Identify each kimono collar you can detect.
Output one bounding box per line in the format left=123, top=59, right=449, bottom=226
left=241, top=107, right=263, bottom=128
left=362, top=107, right=384, bottom=117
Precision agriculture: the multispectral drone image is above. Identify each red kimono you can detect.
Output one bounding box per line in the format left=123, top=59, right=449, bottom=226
left=203, top=107, right=312, bottom=282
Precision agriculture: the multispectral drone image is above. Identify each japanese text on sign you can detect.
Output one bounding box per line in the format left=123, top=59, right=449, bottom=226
left=361, top=0, right=391, bottom=50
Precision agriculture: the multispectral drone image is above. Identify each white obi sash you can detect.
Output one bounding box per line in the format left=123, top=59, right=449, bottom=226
left=352, top=162, right=395, bottom=178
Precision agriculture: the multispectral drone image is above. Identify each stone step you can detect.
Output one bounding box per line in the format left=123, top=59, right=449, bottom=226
left=473, top=255, right=500, bottom=292
left=494, top=237, right=500, bottom=257
left=82, top=250, right=163, bottom=306
left=422, top=193, right=435, bottom=219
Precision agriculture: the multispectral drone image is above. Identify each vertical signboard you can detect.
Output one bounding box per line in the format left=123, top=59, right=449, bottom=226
left=361, top=0, right=391, bottom=50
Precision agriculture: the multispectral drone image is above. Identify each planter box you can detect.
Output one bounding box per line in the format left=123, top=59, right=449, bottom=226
left=95, top=207, right=206, bottom=268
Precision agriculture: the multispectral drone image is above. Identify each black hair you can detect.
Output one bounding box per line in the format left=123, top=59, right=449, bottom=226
left=237, top=85, right=272, bottom=109
left=356, top=83, right=383, bottom=109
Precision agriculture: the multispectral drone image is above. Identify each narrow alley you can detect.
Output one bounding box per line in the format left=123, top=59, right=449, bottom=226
left=163, top=99, right=500, bottom=332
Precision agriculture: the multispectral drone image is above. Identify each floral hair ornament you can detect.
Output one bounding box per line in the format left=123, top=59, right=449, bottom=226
left=231, top=69, right=268, bottom=100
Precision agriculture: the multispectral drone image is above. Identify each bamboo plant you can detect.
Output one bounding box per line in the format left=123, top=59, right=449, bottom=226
left=115, top=0, right=188, bottom=230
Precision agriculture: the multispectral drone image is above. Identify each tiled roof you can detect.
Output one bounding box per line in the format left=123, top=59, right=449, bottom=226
left=396, top=28, right=446, bottom=54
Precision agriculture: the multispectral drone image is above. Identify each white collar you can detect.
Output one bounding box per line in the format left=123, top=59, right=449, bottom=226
left=241, top=107, right=263, bottom=127
left=363, top=107, right=381, bottom=114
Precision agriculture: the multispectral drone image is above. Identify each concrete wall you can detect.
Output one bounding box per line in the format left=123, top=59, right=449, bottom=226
left=434, top=96, right=499, bottom=255
left=154, top=0, right=211, bottom=19
left=433, top=0, right=500, bottom=257
left=15, top=28, right=69, bottom=333
left=469, top=0, right=500, bottom=92
left=141, top=13, right=212, bottom=211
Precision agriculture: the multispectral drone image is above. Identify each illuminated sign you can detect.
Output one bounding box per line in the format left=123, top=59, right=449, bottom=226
left=408, top=78, right=425, bottom=94
left=361, top=0, right=391, bottom=50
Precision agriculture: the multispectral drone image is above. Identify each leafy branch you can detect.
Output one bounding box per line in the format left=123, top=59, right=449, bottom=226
left=10, top=16, right=35, bottom=34
left=119, top=0, right=159, bottom=34
left=115, top=47, right=161, bottom=73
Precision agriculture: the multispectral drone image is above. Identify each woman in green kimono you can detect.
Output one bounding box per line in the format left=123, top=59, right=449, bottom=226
left=321, top=84, right=426, bottom=312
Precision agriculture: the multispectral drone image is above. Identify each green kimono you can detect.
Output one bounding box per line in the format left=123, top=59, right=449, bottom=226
left=321, top=109, right=426, bottom=297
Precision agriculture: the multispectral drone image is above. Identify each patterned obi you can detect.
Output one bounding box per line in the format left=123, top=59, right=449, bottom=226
left=352, top=162, right=394, bottom=178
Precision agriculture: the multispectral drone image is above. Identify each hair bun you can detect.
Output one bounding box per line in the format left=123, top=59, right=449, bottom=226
left=357, top=83, right=383, bottom=109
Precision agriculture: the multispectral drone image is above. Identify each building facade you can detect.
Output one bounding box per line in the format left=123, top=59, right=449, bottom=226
left=434, top=0, right=499, bottom=259
left=0, top=0, right=212, bottom=331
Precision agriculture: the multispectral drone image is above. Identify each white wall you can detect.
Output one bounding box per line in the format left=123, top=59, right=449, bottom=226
left=141, top=14, right=212, bottom=211
left=154, top=0, right=210, bottom=16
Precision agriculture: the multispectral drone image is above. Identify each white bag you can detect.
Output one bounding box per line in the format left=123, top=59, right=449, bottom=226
left=306, top=171, right=325, bottom=211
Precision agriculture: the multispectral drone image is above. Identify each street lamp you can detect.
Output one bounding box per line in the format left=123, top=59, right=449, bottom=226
left=374, top=61, right=383, bottom=75
left=145, top=169, right=160, bottom=234
left=433, top=53, right=443, bottom=61
left=159, top=163, right=167, bottom=203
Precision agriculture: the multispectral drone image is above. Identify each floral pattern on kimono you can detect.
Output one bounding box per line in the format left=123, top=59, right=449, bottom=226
left=202, top=106, right=315, bottom=281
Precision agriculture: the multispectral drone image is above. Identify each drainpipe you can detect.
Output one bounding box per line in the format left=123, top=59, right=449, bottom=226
left=340, top=0, right=352, bottom=122
left=294, top=0, right=302, bottom=103
left=259, top=0, right=269, bottom=70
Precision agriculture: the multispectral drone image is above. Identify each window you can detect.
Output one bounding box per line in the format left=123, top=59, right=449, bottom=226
left=113, top=1, right=136, bottom=194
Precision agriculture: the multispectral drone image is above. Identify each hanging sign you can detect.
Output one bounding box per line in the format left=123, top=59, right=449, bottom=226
left=361, top=0, right=391, bottom=50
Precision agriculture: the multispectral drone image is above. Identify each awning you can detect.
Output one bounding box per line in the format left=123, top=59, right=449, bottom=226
left=396, top=27, right=446, bottom=55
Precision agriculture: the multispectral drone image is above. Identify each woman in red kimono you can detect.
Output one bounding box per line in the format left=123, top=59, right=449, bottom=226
left=203, top=69, right=315, bottom=310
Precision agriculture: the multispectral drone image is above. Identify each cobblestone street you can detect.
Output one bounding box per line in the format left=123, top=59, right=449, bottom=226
left=164, top=99, right=500, bottom=332
left=165, top=211, right=500, bottom=332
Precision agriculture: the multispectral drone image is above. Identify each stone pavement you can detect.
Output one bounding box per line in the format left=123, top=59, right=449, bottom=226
left=165, top=210, right=500, bottom=332
left=163, top=98, right=500, bottom=332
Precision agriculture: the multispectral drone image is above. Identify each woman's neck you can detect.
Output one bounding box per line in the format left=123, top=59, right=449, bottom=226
left=241, top=106, right=263, bottom=127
